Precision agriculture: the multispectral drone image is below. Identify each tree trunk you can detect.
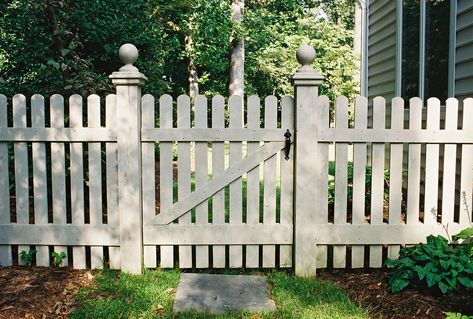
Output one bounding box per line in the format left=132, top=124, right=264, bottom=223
left=185, top=32, right=199, bottom=104
left=229, top=0, right=244, bottom=97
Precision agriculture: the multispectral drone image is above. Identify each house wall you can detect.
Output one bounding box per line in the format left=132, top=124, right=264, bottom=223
left=455, top=0, right=473, bottom=100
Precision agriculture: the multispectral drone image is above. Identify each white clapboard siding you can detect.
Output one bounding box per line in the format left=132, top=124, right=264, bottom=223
left=423, top=99, right=440, bottom=225
left=194, top=95, right=209, bottom=268
left=88, top=95, right=104, bottom=269
left=315, top=96, right=330, bottom=269
left=13, top=95, right=30, bottom=265
left=69, top=95, right=86, bottom=269
left=0, top=95, right=12, bottom=266
left=50, top=95, right=68, bottom=266
left=441, top=98, right=458, bottom=224
left=142, top=94, right=157, bottom=269
left=387, top=97, right=404, bottom=260
left=106, top=94, right=120, bottom=269
left=246, top=95, right=261, bottom=268
left=31, top=95, right=49, bottom=266
left=406, top=98, right=422, bottom=225
left=229, top=95, right=243, bottom=268
left=279, top=95, right=294, bottom=268
left=211, top=96, right=226, bottom=268
left=460, top=98, right=473, bottom=225
left=333, top=96, right=349, bottom=268
left=369, top=97, right=385, bottom=268
left=177, top=95, right=192, bottom=268
left=158, top=95, right=174, bottom=268
left=352, top=96, right=368, bottom=268
left=263, top=96, right=277, bottom=268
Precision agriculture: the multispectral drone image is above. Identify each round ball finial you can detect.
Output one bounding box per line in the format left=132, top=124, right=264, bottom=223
left=296, top=44, right=316, bottom=66
left=119, top=43, right=138, bottom=66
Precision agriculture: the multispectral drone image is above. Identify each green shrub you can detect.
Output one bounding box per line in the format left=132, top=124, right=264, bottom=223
left=385, top=235, right=473, bottom=294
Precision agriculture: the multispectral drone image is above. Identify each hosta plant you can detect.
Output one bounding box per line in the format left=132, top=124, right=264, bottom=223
left=385, top=235, right=473, bottom=294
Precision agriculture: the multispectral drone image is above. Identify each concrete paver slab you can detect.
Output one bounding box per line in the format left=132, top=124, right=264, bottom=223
left=173, top=273, right=276, bottom=313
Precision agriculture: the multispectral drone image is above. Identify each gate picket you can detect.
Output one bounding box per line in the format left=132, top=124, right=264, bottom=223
left=424, top=99, right=440, bottom=225
left=442, top=98, right=458, bottom=224
left=211, top=96, right=226, bottom=268
left=195, top=95, right=209, bottom=268
left=460, top=99, right=473, bottom=225
left=246, top=96, right=260, bottom=268
left=406, top=98, right=422, bottom=225
left=0, top=95, right=11, bottom=266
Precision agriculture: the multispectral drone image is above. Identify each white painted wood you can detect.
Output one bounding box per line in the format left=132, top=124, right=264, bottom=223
left=144, top=246, right=157, bottom=268
left=141, top=128, right=285, bottom=142
left=460, top=98, right=473, bottom=225
left=142, top=94, right=156, bottom=269
left=50, top=94, right=68, bottom=266
left=263, top=96, right=277, bottom=268
left=177, top=95, right=192, bottom=268
left=352, top=96, right=368, bottom=268
left=279, top=95, right=294, bottom=268
left=211, top=96, right=226, bottom=268
left=69, top=94, right=86, bottom=269
left=158, top=95, right=174, bottom=268
left=423, top=99, right=441, bottom=225
left=333, top=96, right=349, bottom=268
left=387, top=97, right=404, bottom=260
left=143, top=224, right=292, bottom=245
left=0, top=95, right=11, bottom=266
left=106, top=94, right=120, bottom=269
left=370, top=96, right=385, bottom=268
left=31, top=95, right=50, bottom=266
left=406, top=98, right=422, bottom=225
left=0, top=225, right=118, bottom=245
left=195, top=95, right=209, bottom=268
left=246, top=95, right=260, bottom=268
left=87, top=95, right=103, bottom=268
left=441, top=98, right=458, bottom=224
left=13, top=94, right=29, bottom=225
left=229, top=95, right=243, bottom=268
left=0, top=127, right=115, bottom=142
left=114, top=74, right=145, bottom=274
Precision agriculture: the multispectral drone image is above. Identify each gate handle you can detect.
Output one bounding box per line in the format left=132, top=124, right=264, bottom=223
left=284, top=129, right=292, bottom=160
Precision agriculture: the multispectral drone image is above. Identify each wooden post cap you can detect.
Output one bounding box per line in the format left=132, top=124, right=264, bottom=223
left=296, top=44, right=316, bottom=67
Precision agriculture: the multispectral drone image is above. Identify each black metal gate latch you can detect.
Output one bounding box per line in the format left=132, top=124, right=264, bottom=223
left=284, top=129, right=292, bottom=160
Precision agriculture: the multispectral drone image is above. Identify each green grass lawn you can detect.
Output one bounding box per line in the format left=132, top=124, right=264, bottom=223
left=70, top=269, right=369, bottom=319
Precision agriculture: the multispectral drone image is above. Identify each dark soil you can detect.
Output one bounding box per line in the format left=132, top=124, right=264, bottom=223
left=319, top=268, right=473, bottom=319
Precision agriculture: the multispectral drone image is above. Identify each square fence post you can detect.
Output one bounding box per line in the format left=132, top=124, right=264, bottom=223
left=110, top=44, right=147, bottom=274
left=292, top=45, right=324, bottom=277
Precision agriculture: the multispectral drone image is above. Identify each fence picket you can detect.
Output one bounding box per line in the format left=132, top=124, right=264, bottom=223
left=262, top=96, right=278, bottom=268
left=177, top=95, right=192, bottom=268
left=106, top=94, right=120, bottom=269
left=142, top=94, right=156, bottom=268
left=352, top=96, right=368, bottom=268
left=50, top=94, right=68, bottom=266
left=211, top=96, right=226, bottom=268
left=369, top=97, right=385, bottom=267
left=279, top=96, right=294, bottom=268
left=69, top=95, right=86, bottom=269
left=441, top=98, right=458, bottom=224
left=159, top=95, right=174, bottom=268
left=0, top=95, right=11, bottom=266
left=195, top=95, right=209, bottom=268
left=229, top=95, right=243, bottom=268
left=406, top=98, right=422, bottom=225
left=246, top=95, right=260, bottom=268
left=460, top=99, right=473, bottom=225
left=333, top=96, right=349, bottom=268
left=423, top=99, right=441, bottom=225
left=387, top=97, right=404, bottom=260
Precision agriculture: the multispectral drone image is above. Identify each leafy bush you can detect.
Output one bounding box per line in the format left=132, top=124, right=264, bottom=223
left=20, top=248, right=37, bottom=265
left=52, top=251, right=67, bottom=266
left=385, top=235, right=473, bottom=294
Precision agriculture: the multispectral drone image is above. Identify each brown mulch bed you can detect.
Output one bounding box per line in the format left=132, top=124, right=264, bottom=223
left=0, top=267, right=93, bottom=319
left=318, top=268, right=473, bottom=319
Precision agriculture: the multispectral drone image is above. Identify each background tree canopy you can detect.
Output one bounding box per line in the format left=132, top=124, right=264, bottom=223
left=0, top=0, right=357, bottom=99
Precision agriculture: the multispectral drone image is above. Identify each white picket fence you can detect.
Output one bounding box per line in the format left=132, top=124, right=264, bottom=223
left=0, top=44, right=471, bottom=276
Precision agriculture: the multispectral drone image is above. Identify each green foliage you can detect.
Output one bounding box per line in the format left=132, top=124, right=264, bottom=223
left=444, top=312, right=473, bottom=319
left=19, top=248, right=37, bottom=266
left=51, top=251, right=67, bottom=266
left=385, top=235, right=473, bottom=294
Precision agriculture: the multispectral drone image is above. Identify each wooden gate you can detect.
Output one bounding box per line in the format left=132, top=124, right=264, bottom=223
left=140, top=94, right=294, bottom=269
